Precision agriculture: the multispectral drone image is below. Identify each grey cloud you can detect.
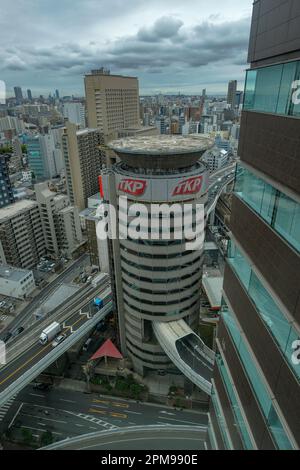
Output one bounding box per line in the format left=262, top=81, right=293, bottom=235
left=0, top=15, right=250, bottom=75
left=137, top=16, right=184, bottom=42
left=0, top=8, right=251, bottom=94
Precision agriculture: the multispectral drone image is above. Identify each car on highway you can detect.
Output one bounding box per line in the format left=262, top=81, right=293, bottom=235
left=12, top=327, right=25, bottom=337
left=52, top=333, right=67, bottom=348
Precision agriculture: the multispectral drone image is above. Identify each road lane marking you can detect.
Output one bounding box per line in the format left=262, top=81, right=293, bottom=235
left=113, top=402, right=129, bottom=409
left=8, top=403, right=23, bottom=429
left=59, top=398, right=76, bottom=403
left=29, top=393, right=45, bottom=398
left=92, top=399, right=109, bottom=405
left=20, top=412, right=67, bottom=425
left=90, top=404, right=107, bottom=409
left=110, top=412, right=127, bottom=419
left=126, top=410, right=142, bottom=415
left=0, top=343, right=52, bottom=386
left=159, top=416, right=207, bottom=426
left=21, top=425, right=63, bottom=436
left=89, top=408, right=107, bottom=415
left=0, top=314, right=88, bottom=385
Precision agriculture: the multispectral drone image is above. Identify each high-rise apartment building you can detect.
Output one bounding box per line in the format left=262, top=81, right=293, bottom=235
left=62, top=102, right=86, bottom=128
left=27, top=134, right=61, bottom=180
left=0, top=200, right=46, bottom=269
left=14, top=86, right=23, bottom=104
left=208, top=0, right=300, bottom=450
left=62, top=122, right=106, bottom=211
left=84, top=68, right=140, bottom=135
left=0, top=155, right=14, bottom=208
left=35, top=182, right=83, bottom=259
left=227, top=80, right=237, bottom=108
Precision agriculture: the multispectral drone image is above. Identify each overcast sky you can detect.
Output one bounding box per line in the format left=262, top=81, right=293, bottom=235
left=0, top=0, right=253, bottom=97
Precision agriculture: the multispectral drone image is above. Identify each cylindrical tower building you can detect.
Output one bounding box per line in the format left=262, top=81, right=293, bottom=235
left=103, top=135, right=213, bottom=376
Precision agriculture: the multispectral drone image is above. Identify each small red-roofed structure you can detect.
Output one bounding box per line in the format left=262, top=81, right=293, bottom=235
left=90, top=339, right=123, bottom=364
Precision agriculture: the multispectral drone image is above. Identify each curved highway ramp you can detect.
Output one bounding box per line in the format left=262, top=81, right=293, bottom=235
left=153, top=319, right=215, bottom=396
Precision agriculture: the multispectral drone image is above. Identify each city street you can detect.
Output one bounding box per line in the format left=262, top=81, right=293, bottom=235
left=0, top=383, right=208, bottom=447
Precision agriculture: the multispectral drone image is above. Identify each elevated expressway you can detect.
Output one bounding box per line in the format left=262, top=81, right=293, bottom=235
left=206, top=162, right=236, bottom=217
left=41, top=425, right=208, bottom=450
left=153, top=320, right=214, bottom=395
left=0, top=279, right=113, bottom=407
left=0, top=164, right=235, bottom=406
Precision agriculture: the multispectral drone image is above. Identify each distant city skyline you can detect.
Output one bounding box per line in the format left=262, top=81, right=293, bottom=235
left=1, top=0, right=252, bottom=96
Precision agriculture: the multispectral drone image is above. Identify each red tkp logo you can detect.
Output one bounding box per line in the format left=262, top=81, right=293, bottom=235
left=172, top=176, right=203, bottom=196
left=118, top=178, right=147, bottom=196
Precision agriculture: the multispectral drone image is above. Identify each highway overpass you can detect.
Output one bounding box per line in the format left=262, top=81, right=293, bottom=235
left=41, top=425, right=208, bottom=450
left=153, top=319, right=215, bottom=395
left=0, top=284, right=113, bottom=407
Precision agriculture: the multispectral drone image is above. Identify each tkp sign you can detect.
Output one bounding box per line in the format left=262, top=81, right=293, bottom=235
left=118, top=178, right=147, bottom=196
left=172, top=176, right=203, bottom=196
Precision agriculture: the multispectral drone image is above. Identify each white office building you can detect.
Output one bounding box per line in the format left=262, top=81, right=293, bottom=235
left=0, top=265, right=35, bottom=299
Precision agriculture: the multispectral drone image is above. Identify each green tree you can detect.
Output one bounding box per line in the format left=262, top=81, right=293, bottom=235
left=22, top=428, right=33, bottom=446
left=0, top=146, right=12, bottom=154
left=40, top=431, right=53, bottom=447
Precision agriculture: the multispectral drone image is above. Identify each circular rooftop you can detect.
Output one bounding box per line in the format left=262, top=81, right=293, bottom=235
left=108, top=135, right=214, bottom=170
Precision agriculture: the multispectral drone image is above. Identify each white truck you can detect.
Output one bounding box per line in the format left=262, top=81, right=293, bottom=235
left=39, top=322, right=61, bottom=345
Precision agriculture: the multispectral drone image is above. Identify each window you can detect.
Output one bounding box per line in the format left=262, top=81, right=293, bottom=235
left=222, top=304, right=294, bottom=449
left=228, top=240, right=300, bottom=382
left=234, top=165, right=300, bottom=253
left=244, top=60, right=300, bottom=117
left=215, top=356, right=254, bottom=449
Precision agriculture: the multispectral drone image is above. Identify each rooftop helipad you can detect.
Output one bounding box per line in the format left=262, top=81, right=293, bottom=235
left=108, top=135, right=213, bottom=156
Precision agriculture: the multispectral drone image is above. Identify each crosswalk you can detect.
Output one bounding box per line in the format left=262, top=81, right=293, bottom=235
left=0, top=315, right=8, bottom=322
left=0, top=396, right=16, bottom=423
left=65, top=410, right=118, bottom=431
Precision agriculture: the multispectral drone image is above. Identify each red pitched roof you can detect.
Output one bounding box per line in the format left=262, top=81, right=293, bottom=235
left=90, top=339, right=123, bottom=361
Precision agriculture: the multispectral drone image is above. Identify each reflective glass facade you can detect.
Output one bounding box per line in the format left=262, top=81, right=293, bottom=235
left=215, top=355, right=254, bottom=449
left=228, top=240, right=300, bottom=383
left=211, top=385, right=233, bottom=449
left=244, top=61, right=300, bottom=116
left=222, top=304, right=294, bottom=449
left=234, top=165, right=300, bottom=253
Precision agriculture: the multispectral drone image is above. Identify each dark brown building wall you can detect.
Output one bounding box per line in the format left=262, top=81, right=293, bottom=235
left=213, top=364, right=244, bottom=449
left=238, top=111, right=300, bottom=195
left=223, top=262, right=300, bottom=446
left=230, top=195, right=300, bottom=323
left=217, top=319, right=276, bottom=449
left=248, top=0, right=300, bottom=66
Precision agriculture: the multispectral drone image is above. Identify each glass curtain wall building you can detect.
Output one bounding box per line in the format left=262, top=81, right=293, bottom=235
left=208, top=0, right=300, bottom=450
